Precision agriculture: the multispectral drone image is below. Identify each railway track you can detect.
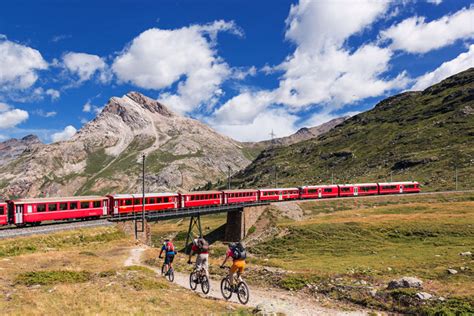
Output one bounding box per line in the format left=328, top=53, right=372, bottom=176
left=0, top=189, right=472, bottom=239
left=0, top=218, right=113, bottom=239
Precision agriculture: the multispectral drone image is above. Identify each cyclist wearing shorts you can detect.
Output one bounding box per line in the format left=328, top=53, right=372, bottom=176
left=159, top=239, right=176, bottom=275
left=220, top=242, right=246, bottom=288
left=187, top=237, right=209, bottom=278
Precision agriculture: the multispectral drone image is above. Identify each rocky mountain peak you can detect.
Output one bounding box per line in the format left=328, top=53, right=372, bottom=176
left=125, top=91, right=174, bottom=117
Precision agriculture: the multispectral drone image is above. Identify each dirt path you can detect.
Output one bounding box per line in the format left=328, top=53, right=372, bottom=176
left=124, top=246, right=368, bottom=316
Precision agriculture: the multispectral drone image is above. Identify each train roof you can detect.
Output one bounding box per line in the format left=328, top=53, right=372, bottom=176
left=258, top=188, right=299, bottom=191
left=108, top=193, right=178, bottom=199
left=181, top=190, right=222, bottom=195
left=9, top=196, right=106, bottom=204
left=300, top=185, right=338, bottom=188
left=222, top=189, right=258, bottom=193
left=338, top=183, right=378, bottom=187
left=378, top=181, right=419, bottom=185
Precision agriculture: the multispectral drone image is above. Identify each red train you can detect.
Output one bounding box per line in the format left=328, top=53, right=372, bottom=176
left=0, top=181, right=420, bottom=227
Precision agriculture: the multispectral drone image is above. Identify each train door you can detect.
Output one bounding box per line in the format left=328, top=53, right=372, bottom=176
left=103, top=200, right=108, bottom=215
left=279, top=191, right=283, bottom=201
left=113, top=199, right=119, bottom=215
left=354, top=187, right=359, bottom=196
left=399, top=185, right=403, bottom=194
left=15, top=204, right=24, bottom=225
left=318, top=188, right=322, bottom=199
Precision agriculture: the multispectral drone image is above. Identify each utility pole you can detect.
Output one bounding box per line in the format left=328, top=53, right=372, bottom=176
left=390, top=171, right=393, bottom=183
left=142, top=153, right=145, bottom=228
left=331, top=171, right=334, bottom=185
left=455, top=166, right=458, bottom=191
left=227, top=165, right=231, bottom=190
left=269, top=129, right=276, bottom=147
left=274, top=166, right=277, bottom=188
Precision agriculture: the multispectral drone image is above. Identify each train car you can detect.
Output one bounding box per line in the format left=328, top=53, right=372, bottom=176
left=378, top=181, right=420, bottom=194
left=8, top=196, right=108, bottom=226
left=338, top=183, right=379, bottom=197
left=222, top=189, right=258, bottom=204
left=258, top=188, right=300, bottom=201
left=299, top=185, right=339, bottom=199
left=0, top=201, right=8, bottom=226
left=180, top=191, right=222, bottom=208
left=107, top=193, right=179, bottom=216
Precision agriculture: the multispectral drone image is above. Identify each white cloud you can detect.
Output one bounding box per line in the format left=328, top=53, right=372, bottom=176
left=0, top=40, right=48, bottom=90
left=82, top=101, right=103, bottom=115
left=45, top=88, right=60, bottom=101
left=33, top=109, right=57, bottom=118
left=212, top=108, right=299, bottom=142
left=0, top=134, right=7, bottom=141
left=51, top=125, right=77, bottom=142
left=210, top=0, right=405, bottom=141
left=0, top=104, right=29, bottom=129
left=63, top=52, right=108, bottom=83
left=427, top=0, right=442, bottom=5
left=112, top=20, right=241, bottom=114
left=412, top=44, right=474, bottom=90
left=381, top=7, right=474, bottom=53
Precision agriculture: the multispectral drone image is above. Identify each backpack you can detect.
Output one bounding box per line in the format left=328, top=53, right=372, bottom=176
left=197, top=238, right=209, bottom=252
left=231, top=243, right=247, bottom=260
left=165, top=241, right=175, bottom=252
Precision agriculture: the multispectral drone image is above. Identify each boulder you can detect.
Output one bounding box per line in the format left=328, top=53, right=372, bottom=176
left=447, top=269, right=458, bottom=275
left=253, top=303, right=277, bottom=316
left=387, top=277, right=423, bottom=289
left=416, top=292, right=433, bottom=300
left=459, top=251, right=472, bottom=257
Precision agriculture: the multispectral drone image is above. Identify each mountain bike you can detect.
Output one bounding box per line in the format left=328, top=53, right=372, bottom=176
left=219, top=266, right=250, bottom=304
left=189, top=262, right=210, bottom=294
left=159, top=256, right=175, bottom=282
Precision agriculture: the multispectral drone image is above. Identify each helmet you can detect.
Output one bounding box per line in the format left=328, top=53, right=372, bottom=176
left=192, top=238, right=198, bottom=246
left=228, top=242, right=236, bottom=249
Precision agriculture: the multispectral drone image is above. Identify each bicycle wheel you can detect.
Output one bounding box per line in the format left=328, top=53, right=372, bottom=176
left=237, top=281, right=250, bottom=305
left=201, top=275, right=210, bottom=294
left=220, top=277, right=232, bottom=300
left=168, top=269, right=175, bottom=282
left=161, top=264, right=165, bottom=276
left=189, top=271, right=198, bottom=290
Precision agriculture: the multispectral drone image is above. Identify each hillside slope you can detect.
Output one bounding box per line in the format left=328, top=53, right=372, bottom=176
left=0, top=92, right=252, bottom=198
left=231, top=68, right=474, bottom=191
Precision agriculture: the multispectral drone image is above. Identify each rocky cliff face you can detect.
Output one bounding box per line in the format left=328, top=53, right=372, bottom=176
left=0, top=92, right=251, bottom=198
left=0, top=135, right=43, bottom=166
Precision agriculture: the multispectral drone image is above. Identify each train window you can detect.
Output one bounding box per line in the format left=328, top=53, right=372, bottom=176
left=48, top=203, right=57, bottom=211
left=80, top=202, right=90, bottom=209
left=125, top=199, right=132, bottom=206
left=150, top=198, right=156, bottom=204
left=134, top=199, right=140, bottom=205
left=324, top=188, right=332, bottom=193
left=37, top=204, right=46, bottom=212
left=60, top=203, right=68, bottom=210
left=405, top=185, right=414, bottom=189
left=341, top=188, right=350, bottom=192
left=93, top=201, right=101, bottom=208
left=164, top=197, right=169, bottom=203
left=0, top=206, right=4, bottom=215
left=70, top=202, right=78, bottom=209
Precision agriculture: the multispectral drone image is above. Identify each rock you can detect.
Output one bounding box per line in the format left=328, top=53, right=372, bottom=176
left=416, top=292, right=433, bottom=300
left=253, top=302, right=277, bottom=315
left=387, top=267, right=393, bottom=271
left=369, top=289, right=378, bottom=297
left=460, top=251, right=472, bottom=256
left=447, top=269, right=458, bottom=275
left=387, top=277, right=423, bottom=289
left=438, top=296, right=446, bottom=302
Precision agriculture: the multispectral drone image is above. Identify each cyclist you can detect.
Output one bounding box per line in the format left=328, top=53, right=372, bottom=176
left=220, top=242, right=246, bottom=290
left=159, top=239, right=176, bottom=275
left=188, top=237, right=210, bottom=278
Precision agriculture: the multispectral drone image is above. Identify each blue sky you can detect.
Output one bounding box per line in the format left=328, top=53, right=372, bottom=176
left=0, top=0, right=473, bottom=142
